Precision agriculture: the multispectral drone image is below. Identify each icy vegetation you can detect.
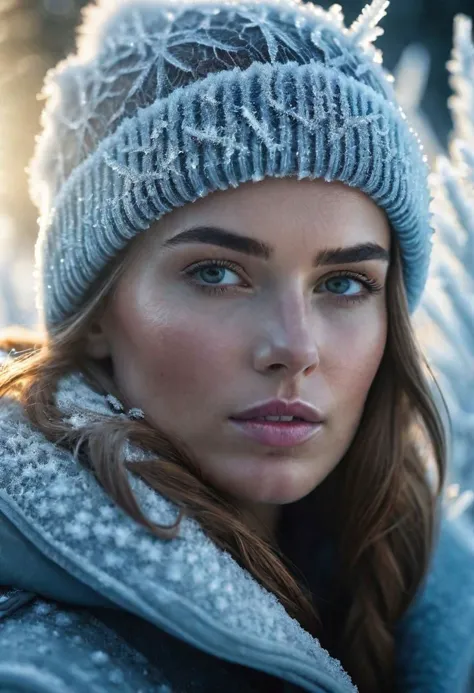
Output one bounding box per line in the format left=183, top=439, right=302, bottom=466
left=413, top=14, right=474, bottom=527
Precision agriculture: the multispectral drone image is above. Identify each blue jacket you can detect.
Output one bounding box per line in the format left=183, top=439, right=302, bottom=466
left=0, top=371, right=473, bottom=693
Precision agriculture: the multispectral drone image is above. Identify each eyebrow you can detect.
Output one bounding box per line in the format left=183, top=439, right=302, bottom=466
left=163, top=226, right=390, bottom=266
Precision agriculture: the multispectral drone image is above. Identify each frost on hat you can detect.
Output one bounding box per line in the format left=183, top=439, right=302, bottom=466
left=29, top=0, right=432, bottom=329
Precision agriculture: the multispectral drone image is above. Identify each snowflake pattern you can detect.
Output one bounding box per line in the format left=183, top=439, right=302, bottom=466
left=31, top=0, right=393, bottom=203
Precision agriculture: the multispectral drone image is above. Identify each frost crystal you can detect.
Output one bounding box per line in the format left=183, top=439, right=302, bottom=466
left=30, top=0, right=395, bottom=207
left=349, top=0, right=389, bottom=46
left=55, top=612, right=73, bottom=626
left=91, top=650, right=110, bottom=665
left=114, top=525, right=133, bottom=547
left=447, top=15, right=474, bottom=144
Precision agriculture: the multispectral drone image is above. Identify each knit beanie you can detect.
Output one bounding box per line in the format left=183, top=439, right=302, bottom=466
left=29, top=0, right=433, bottom=331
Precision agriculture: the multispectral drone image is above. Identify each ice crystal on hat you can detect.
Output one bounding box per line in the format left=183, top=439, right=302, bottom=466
left=30, top=0, right=395, bottom=208
left=349, top=0, right=389, bottom=61
left=29, top=0, right=429, bottom=331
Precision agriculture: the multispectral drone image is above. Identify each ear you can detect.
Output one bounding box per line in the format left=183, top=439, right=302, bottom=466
left=84, top=317, right=111, bottom=359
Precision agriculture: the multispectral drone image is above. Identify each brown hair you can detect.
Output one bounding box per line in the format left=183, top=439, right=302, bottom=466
left=0, top=232, right=447, bottom=693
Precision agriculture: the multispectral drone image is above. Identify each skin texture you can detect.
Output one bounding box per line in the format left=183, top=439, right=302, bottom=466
left=86, top=177, right=391, bottom=538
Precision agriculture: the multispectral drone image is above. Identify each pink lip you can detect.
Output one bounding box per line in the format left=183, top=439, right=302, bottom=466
left=232, top=398, right=324, bottom=424
left=228, top=418, right=323, bottom=447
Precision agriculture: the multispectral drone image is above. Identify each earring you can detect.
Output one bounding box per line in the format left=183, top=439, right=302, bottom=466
left=105, top=394, right=125, bottom=413
left=127, top=407, right=145, bottom=421
left=105, top=394, right=145, bottom=421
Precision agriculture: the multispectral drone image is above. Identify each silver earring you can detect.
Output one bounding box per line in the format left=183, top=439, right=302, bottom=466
left=127, top=407, right=145, bottom=421
left=105, top=394, right=145, bottom=421
left=105, top=394, right=125, bottom=413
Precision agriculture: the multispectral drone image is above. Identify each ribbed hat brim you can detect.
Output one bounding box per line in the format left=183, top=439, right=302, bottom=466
left=35, top=60, right=433, bottom=328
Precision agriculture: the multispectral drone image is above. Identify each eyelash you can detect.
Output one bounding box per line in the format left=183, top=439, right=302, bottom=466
left=183, top=259, right=383, bottom=305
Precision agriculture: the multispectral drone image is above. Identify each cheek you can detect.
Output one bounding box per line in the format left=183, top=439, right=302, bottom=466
left=326, top=314, right=387, bottom=407
left=109, top=299, right=240, bottom=410
left=144, top=324, right=225, bottom=395
left=343, top=321, right=387, bottom=394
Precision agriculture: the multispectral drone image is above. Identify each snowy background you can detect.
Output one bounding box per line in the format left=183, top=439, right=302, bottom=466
left=0, top=0, right=473, bottom=533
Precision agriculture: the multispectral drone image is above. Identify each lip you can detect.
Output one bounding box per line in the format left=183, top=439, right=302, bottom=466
left=229, top=419, right=324, bottom=447
left=231, top=399, right=325, bottom=424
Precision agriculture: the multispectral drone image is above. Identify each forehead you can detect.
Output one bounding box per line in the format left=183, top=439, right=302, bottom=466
left=149, top=177, right=391, bottom=250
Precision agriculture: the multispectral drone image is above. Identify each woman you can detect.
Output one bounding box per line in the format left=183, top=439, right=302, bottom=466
left=0, top=0, right=473, bottom=691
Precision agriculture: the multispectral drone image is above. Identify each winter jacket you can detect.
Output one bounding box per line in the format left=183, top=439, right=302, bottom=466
left=0, top=370, right=473, bottom=693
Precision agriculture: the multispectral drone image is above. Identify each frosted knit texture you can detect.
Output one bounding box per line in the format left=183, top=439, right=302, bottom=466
left=29, top=0, right=433, bottom=329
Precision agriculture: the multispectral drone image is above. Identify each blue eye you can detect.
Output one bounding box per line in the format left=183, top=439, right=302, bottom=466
left=318, top=272, right=383, bottom=305
left=323, top=275, right=363, bottom=296
left=184, top=259, right=246, bottom=295
left=195, top=266, right=238, bottom=286
left=184, top=260, right=383, bottom=304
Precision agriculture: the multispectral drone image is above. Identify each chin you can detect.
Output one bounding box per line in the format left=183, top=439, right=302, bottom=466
left=204, top=451, right=335, bottom=507
left=230, top=469, right=326, bottom=506
left=245, top=487, right=316, bottom=506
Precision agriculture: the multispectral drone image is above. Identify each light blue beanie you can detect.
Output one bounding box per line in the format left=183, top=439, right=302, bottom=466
left=29, top=0, right=433, bottom=330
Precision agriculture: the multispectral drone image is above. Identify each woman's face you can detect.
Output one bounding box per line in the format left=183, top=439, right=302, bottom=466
left=87, top=178, right=391, bottom=515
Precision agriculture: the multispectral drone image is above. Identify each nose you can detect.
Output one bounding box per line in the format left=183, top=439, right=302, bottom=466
left=252, top=289, right=320, bottom=378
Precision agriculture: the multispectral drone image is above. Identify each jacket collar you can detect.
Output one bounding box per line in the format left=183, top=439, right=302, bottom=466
left=0, top=371, right=356, bottom=693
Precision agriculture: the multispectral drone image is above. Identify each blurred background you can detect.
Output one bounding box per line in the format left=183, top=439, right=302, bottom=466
left=0, top=0, right=472, bottom=328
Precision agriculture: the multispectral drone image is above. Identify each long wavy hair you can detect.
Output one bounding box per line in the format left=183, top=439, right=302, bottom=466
left=0, top=224, right=447, bottom=693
